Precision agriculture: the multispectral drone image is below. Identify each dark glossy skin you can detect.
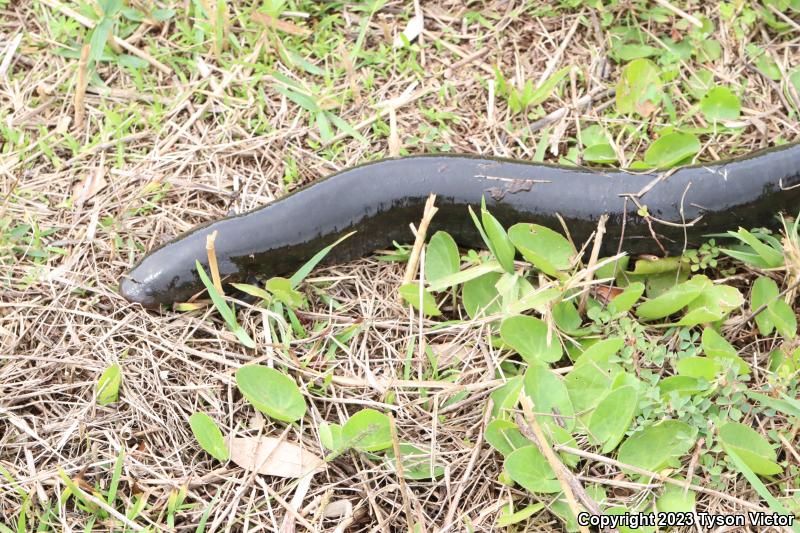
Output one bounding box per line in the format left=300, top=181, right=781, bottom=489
left=121, top=142, right=800, bottom=308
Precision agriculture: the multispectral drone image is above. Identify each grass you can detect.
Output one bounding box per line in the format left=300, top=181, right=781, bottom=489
left=1, top=0, right=800, bottom=531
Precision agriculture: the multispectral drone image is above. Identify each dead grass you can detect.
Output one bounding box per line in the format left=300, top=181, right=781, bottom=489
left=1, top=0, right=799, bottom=531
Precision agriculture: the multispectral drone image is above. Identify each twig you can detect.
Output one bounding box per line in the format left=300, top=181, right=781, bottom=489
left=578, top=214, right=608, bottom=315
left=206, top=230, right=224, bottom=295
left=554, top=444, right=777, bottom=514
left=389, top=414, right=415, bottom=533
left=400, top=194, right=438, bottom=297
left=527, top=87, right=615, bottom=134
left=73, top=44, right=90, bottom=131
left=535, top=13, right=582, bottom=88
left=653, top=0, right=703, bottom=28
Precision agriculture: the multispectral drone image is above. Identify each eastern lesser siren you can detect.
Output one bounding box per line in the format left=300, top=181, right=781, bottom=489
left=120, top=142, right=800, bottom=308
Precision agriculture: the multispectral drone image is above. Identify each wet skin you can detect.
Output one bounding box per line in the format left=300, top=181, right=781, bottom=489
left=120, top=142, right=800, bottom=308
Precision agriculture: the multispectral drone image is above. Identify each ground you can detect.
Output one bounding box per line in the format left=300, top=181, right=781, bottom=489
left=1, top=0, right=799, bottom=532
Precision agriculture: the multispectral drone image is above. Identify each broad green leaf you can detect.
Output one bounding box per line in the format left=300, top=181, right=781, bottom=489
left=97, top=363, right=122, bottom=406
left=481, top=206, right=516, bottom=273
left=342, top=408, right=392, bottom=452
left=575, top=337, right=625, bottom=365
left=504, top=445, right=560, bottom=493
left=644, top=132, right=700, bottom=168
left=767, top=299, right=797, bottom=339
left=636, top=275, right=709, bottom=320
left=235, top=365, right=306, bottom=422
left=701, top=328, right=750, bottom=375
left=751, top=277, right=779, bottom=335
left=617, top=420, right=696, bottom=474
left=745, top=391, right=800, bottom=419
left=399, top=283, right=442, bottom=316
left=552, top=299, right=581, bottom=333
left=523, top=364, right=575, bottom=431
left=613, top=43, right=660, bottom=61
left=506, top=287, right=561, bottom=314
left=583, top=143, right=617, bottom=164
left=189, top=413, right=229, bottom=462
left=678, top=283, right=743, bottom=326
left=588, top=385, right=637, bottom=453
left=319, top=422, right=344, bottom=452
left=565, top=360, right=622, bottom=413
left=685, top=69, right=714, bottom=99
left=656, top=483, right=695, bottom=513
left=385, top=444, right=444, bottom=479
left=496, top=503, right=546, bottom=527
left=289, top=232, right=355, bottom=287
left=425, top=231, right=460, bottom=282
left=700, top=87, right=741, bottom=122
left=427, top=261, right=503, bottom=292
left=508, top=223, right=574, bottom=277
left=500, top=316, right=563, bottom=363
left=616, top=58, right=663, bottom=117
left=719, top=422, right=782, bottom=476
left=490, top=376, right=523, bottom=419
left=485, top=419, right=529, bottom=456
left=462, top=272, right=502, bottom=319
left=676, top=357, right=720, bottom=380
left=607, top=282, right=644, bottom=315
left=196, top=261, right=256, bottom=348
left=658, top=375, right=706, bottom=396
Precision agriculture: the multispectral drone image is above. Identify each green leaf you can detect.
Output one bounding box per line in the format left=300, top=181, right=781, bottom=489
left=399, top=283, right=442, bottom=316
left=504, top=446, right=561, bottom=493
left=617, top=420, right=696, bottom=474
left=319, top=422, right=344, bottom=452
left=484, top=419, right=529, bottom=456
left=565, top=360, right=622, bottom=413
left=196, top=261, right=256, bottom=348
left=189, top=413, right=229, bottom=462
left=490, top=376, right=524, bottom=419
left=745, top=391, right=800, bottom=419
left=656, top=483, right=695, bottom=513
left=636, top=275, right=709, bottom=320
left=676, top=357, right=721, bottom=380
left=644, top=132, right=700, bottom=168
left=265, top=277, right=305, bottom=308
left=508, top=223, right=574, bottom=277
left=575, top=337, right=625, bottom=365
left=607, top=282, right=644, bottom=315
left=658, top=375, right=706, bottom=396
left=342, top=409, right=392, bottom=452
left=385, top=444, right=444, bottom=479
left=528, top=66, right=572, bottom=106
left=552, top=299, right=581, bottom=333
left=588, top=386, right=637, bottom=453
left=500, top=316, right=563, bottom=364
left=613, top=43, right=660, bottom=61
left=719, top=422, right=782, bottom=476
left=700, top=87, right=741, bottom=121
left=685, top=69, right=714, bottom=99
left=425, top=231, right=460, bottom=282
left=290, top=232, right=355, bottom=288
left=678, top=283, right=743, bottom=326
left=751, top=277, right=779, bottom=335
left=616, top=58, right=663, bottom=117
left=481, top=205, right=516, bottom=273
left=427, top=261, right=503, bottom=292
left=96, top=363, right=122, bottom=406
left=496, top=503, right=546, bottom=527
left=235, top=365, right=306, bottom=422
left=462, top=272, right=502, bottom=319
left=523, top=364, right=575, bottom=431
left=583, top=143, right=618, bottom=164
left=88, top=17, right=114, bottom=64
left=767, top=299, right=797, bottom=339
left=701, top=328, right=750, bottom=375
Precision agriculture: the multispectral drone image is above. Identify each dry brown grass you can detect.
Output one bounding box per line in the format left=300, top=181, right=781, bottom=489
left=1, top=0, right=799, bottom=531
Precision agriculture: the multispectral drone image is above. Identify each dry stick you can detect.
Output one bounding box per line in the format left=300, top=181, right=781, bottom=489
left=389, top=414, right=416, bottom=533
left=73, top=44, right=90, bottom=131
left=527, top=87, right=615, bottom=134
left=40, top=0, right=171, bottom=74
left=553, top=445, right=777, bottom=515
left=206, top=230, right=224, bottom=295
left=653, top=0, right=703, bottom=27
left=518, top=397, right=598, bottom=530
left=400, top=194, right=439, bottom=295
left=535, top=12, right=582, bottom=88
left=578, top=214, right=608, bottom=315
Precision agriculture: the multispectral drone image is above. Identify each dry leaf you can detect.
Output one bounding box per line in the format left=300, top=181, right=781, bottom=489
left=72, top=166, right=107, bottom=206
left=229, top=437, right=324, bottom=478
left=429, top=342, right=471, bottom=366
left=593, top=285, right=624, bottom=304
left=393, top=13, right=423, bottom=48
left=252, top=12, right=311, bottom=36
